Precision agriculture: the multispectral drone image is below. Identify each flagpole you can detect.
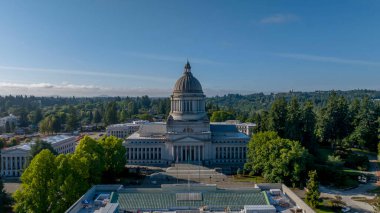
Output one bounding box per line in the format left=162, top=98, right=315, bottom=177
left=176, top=154, right=179, bottom=184
left=187, top=145, right=190, bottom=191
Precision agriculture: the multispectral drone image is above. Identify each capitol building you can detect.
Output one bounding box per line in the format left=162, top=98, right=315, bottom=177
left=124, top=62, right=250, bottom=166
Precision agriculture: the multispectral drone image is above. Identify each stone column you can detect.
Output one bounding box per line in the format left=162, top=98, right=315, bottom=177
left=0, top=157, right=2, bottom=175
left=177, top=146, right=180, bottom=162
left=185, top=146, right=187, bottom=162
left=196, top=146, right=199, bottom=161
left=200, top=146, right=203, bottom=161
left=10, top=157, right=13, bottom=176
left=179, top=146, right=182, bottom=162
left=6, top=157, right=8, bottom=175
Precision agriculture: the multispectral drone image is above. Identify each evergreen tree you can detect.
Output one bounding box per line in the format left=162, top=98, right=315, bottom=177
left=305, top=170, right=320, bottom=208
left=301, top=101, right=317, bottom=152
left=317, top=93, right=350, bottom=149
left=141, top=95, right=151, bottom=109
left=127, top=101, right=138, bottom=116
left=66, top=106, right=78, bottom=132
left=348, top=97, right=378, bottom=151
left=285, top=97, right=302, bottom=141
left=0, top=178, right=11, bottom=212
left=119, top=109, right=128, bottom=123
left=39, top=115, right=61, bottom=134
left=268, top=97, right=288, bottom=137
left=93, top=109, right=102, bottom=123
left=30, top=139, right=58, bottom=158
left=104, top=102, right=118, bottom=125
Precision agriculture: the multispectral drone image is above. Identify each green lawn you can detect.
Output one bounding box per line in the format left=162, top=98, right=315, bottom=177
left=317, top=148, right=333, bottom=162
left=368, top=186, right=380, bottom=194
left=311, top=197, right=343, bottom=213
left=350, top=148, right=377, bottom=156
left=233, top=175, right=266, bottom=183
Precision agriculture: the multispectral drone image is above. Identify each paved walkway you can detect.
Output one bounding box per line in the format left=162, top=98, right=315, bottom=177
left=318, top=152, right=380, bottom=213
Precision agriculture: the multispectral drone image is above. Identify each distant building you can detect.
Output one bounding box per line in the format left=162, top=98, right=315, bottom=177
left=124, top=62, right=250, bottom=166
left=0, top=135, right=78, bottom=177
left=106, top=120, right=149, bottom=139
left=0, top=114, right=18, bottom=133
left=224, top=120, right=256, bottom=136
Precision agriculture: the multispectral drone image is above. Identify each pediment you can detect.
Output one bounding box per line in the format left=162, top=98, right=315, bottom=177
left=173, top=136, right=203, bottom=143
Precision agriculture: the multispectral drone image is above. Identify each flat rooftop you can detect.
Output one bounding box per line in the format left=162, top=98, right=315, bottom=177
left=117, top=188, right=268, bottom=211
left=67, top=184, right=270, bottom=213
left=2, top=134, right=75, bottom=151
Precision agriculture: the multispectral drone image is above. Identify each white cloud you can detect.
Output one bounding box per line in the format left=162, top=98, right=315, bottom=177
left=0, top=81, right=248, bottom=97
left=259, top=14, right=299, bottom=24
left=274, top=53, right=380, bottom=67
left=0, top=82, right=104, bottom=96
left=0, top=65, right=175, bottom=83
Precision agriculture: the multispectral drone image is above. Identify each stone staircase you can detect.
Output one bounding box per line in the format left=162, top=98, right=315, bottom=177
left=165, top=163, right=226, bottom=180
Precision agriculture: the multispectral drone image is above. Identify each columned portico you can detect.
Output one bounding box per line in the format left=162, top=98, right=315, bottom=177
left=173, top=145, right=203, bottom=162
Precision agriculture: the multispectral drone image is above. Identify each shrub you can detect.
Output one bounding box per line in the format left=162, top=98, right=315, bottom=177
left=344, top=154, right=369, bottom=171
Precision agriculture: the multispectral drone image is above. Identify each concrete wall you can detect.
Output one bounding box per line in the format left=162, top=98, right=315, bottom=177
left=281, top=184, right=316, bottom=213
left=256, top=183, right=315, bottom=213
left=255, top=183, right=282, bottom=190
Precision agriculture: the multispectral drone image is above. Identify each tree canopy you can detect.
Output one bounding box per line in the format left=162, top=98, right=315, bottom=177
left=210, top=110, right=235, bottom=122
left=13, top=135, right=127, bottom=212
left=13, top=150, right=56, bottom=213
left=29, top=139, right=58, bottom=158
left=98, top=136, right=126, bottom=177
left=245, top=131, right=312, bottom=185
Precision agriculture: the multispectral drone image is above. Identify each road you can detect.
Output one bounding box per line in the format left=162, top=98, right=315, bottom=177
left=319, top=152, right=379, bottom=213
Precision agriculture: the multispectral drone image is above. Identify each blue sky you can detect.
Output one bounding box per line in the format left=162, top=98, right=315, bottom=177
left=0, top=0, right=379, bottom=97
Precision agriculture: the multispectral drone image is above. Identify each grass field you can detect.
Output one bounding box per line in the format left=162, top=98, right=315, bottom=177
left=233, top=175, right=266, bottom=183
left=312, top=197, right=344, bottom=213
left=368, top=186, right=380, bottom=194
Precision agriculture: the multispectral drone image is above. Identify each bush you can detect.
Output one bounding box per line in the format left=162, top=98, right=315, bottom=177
left=236, top=168, right=242, bottom=176
left=333, top=148, right=351, bottom=159
left=344, top=154, right=369, bottom=171
left=315, top=165, right=359, bottom=188
left=249, top=171, right=255, bottom=177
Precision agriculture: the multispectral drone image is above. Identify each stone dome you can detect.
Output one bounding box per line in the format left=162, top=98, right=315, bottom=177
left=173, top=61, right=203, bottom=94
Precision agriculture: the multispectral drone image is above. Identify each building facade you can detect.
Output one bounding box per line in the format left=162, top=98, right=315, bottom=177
left=224, top=120, right=256, bottom=136
left=0, top=135, right=77, bottom=177
left=106, top=120, right=149, bottom=139
left=0, top=114, right=18, bottom=133
left=124, top=62, right=250, bottom=166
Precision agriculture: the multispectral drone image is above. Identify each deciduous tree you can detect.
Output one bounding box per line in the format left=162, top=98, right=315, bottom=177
left=74, top=136, right=105, bottom=184
left=98, top=136, right=126, bottom=177
left=245, top=131, right=311, bottom=185
left=13, top=150, right=56, bottom=213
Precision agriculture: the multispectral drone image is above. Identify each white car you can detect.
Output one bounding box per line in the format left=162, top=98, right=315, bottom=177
left=341, top=206, right=351, bottom=212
